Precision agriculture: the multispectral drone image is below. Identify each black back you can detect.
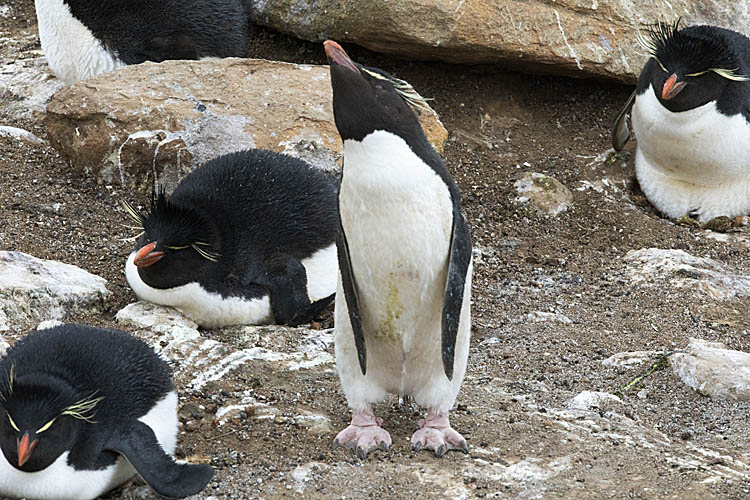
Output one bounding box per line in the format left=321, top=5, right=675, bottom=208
left=132, top=149, right=339, bottom=294
left=62, top=0, right=248, bottom=63
left=636, top=23, right=750, bottom=117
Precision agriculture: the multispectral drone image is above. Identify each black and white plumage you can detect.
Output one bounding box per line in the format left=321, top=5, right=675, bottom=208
left=325, top=40, right=473, bottom=458
left=0, top=324, right=212, bottom=500
left=124, top=149, right=339, bottom=328
left=34, top=0, right=249, bottom=83
left=613, top=21, right=750, bottom=222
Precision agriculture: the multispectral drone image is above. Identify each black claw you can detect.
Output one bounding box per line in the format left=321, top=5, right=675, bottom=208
left=356, top=446, right=368, bottom=460
left=333, top=439, right=340, bottom=450
left=459, top=441, right=469, bottom=454
left=412, top=442, right=423, bottom=452
left=379, top=441, right=390, bottom=452
left=435, top=444, right=447, bottom=458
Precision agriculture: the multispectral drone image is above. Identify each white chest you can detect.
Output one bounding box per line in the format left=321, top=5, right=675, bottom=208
left=632, top=84, right=750, bottom=185
left=34, top=0, right=125, bottom=83
left=339, top=131, right=453, bottom=340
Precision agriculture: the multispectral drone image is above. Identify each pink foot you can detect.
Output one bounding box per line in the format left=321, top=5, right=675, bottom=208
left=410, top=412, right=468, bottom=457
left=334, top=409, right=392, bottom=459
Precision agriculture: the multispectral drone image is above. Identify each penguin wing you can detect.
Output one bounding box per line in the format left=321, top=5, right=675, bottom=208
left=136, top=34, right=200, bottom=63
left=611, top=90, right=636, bottom=151
left=336, top=218, right=367, bottom=375
left=441, top=209, right=472, bottom=380
left=105, top=420, right=213, bottom=498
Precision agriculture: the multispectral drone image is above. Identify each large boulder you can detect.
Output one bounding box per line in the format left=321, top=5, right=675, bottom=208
left=44, top=58, right=448, bottom=190
left=251, top=0, right=750, bottom=82
left=0, top=251, right=110, bottom=333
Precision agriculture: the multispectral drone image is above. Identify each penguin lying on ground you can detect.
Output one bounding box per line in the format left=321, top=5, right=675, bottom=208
left=324, top=40, right=473, bottom=458
left=124, top=149, right=339, bottom=329
left=34, top=0, right=249, bottom=83
left=0, top=324, right=212, bottom=500
left=612, top=21, right=750, bottom=222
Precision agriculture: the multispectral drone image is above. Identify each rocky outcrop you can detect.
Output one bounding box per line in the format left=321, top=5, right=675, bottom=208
left=672, top=339, right=750, bottom=401
left=252, top=0, right=750, bottom=82
left=624, top=248, right=750, bottom=300
left=0, top=251, right=109, bottom=332
left=44, top=58, right=448, bottom=190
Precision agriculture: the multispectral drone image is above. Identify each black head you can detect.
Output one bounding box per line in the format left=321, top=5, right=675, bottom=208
left=124, top=190, right=221, bottom=289
left=638, top=21, right=749, bottom=111
left=0, top=368, right=98, bottom=472
left=324, top=40, right=433, bottom=144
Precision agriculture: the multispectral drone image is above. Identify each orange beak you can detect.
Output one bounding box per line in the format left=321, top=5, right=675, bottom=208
left=17, top=432, right=38, bottom=467
left=662, top=73, right=686, bottom=100
left=133, top=241, right=165, bottom=268
left=324, top=40, right=360, bottom=73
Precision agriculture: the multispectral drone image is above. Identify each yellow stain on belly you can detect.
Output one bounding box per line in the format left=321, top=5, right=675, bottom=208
left=378, top=278, right=405, bottom=343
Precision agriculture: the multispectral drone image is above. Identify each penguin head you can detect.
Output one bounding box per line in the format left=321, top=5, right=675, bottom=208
left=638, top=21, right=749, bottom=112
left=124, top=191, right=221, bottom=289
left=0, top=369, right=98, bottom=472
left=324, top=40, right=431, bottom=143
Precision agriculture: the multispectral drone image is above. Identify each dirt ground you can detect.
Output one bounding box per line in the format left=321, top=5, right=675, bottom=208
left=2, top=2, right=750, bottom=499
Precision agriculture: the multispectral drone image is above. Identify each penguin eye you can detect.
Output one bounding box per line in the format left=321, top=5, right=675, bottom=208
left=6, top=413, right=19, bottom=432
left=36, top=418, right=56, bottom=433
left=165, top=245, right=189, bottom=251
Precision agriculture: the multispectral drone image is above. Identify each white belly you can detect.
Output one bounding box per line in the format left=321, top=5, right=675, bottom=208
left=35, top=0, right=125, bottom=83
left=0, top=391, right=177, bottom=500
left=631, top=84, right=750, bottom=220
left=125, top=253, right=272, bottom=328
left=338, top=131, right=459, bottom=392
left=125, top=244, right=337, bottom=328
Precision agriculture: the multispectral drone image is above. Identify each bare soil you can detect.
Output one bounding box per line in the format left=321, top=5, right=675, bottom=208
left=1, top=2, right=749, bottom=499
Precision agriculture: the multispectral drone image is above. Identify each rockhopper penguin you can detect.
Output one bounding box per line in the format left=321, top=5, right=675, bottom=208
left=125, top=149, right=339, bottom=329
left=0, top=324, right=212, bottom=500
left=34, top=0, right=249, bottom=83
left=612, top=21, right=750, bottom=222
left=325, top=40, right=473, bottom=458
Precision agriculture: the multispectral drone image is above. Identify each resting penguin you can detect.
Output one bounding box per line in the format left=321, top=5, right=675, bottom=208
left=612, top=21, right=750, bottom=222
left=124, top=149, right=339, bottom=329
left=0, top=324, right=212, bottom=500
left=34, top=0, right=249, bottom=83
left=324, top=40, right=473, bottom=458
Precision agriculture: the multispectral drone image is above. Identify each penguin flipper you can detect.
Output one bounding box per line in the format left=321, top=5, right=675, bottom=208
left=105, top=420, right=213, bottom=498
left=138, top=34, right=200, bottom=62
left=337, top=219, right=367, bottom=375
left=251, top=253, right=315, bottom=326
left=612, top=90, right=636, bottom=151
left=441, top=209, right=472, bottom=380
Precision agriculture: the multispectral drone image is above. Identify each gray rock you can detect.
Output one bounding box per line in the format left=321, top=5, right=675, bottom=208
left=44, top=58, right=447, bottom=190
left=672, top=339, right=750, bottom=401
left=0, top=251, right=109, bottom=332
left=567, top=391, right=622, bottom=411
left=0, top=57, right=65, bottom=123
left=624, top=248, right=750, bottom=300
left=252, top=0, right=750, bottom=82
left=514, top=172, right=573, bottom=216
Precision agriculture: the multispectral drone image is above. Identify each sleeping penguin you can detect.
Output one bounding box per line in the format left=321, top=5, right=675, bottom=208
left=34, top=0, right=249, bottom=83
left=124, top=149, right=339, bottom=329
left=612, top=21, right=750, bottom=222
left=324, top=40, right=473, bottom=458
left=0, top=324, right=212, bottom=500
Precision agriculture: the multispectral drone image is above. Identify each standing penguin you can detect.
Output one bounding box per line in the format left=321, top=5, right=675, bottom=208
left=124, top=149, right=339, bottom=329
left=0, top=324, right=212, bottom=500
left=34, top=0, right=249, bottom=83
left=612, top=21, right=750, bottom=222
left=324, top=41, right=473, bottom=458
